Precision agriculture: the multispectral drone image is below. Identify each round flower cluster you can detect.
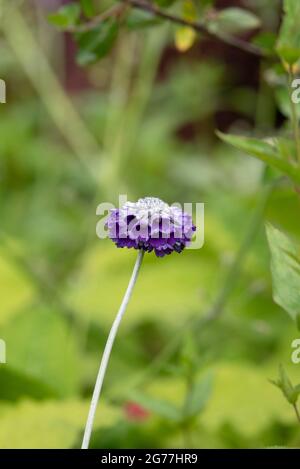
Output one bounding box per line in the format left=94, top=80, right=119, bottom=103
left=106, top=197, right=196, bottom=257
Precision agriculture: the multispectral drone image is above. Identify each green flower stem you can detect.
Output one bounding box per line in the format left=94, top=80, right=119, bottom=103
left=81, top=249, right=144, bottom=449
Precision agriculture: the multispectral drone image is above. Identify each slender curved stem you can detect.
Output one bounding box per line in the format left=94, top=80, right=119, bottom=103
left=81, top=249, right=144, bottom=449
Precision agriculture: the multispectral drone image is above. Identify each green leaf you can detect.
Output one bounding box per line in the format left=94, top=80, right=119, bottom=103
left=0, top=399, right=119, bottom=448
left=2, top=307, right=81, bottom=397
left=270, top=364, right=299, bottom=405
left=276, top=137, right=297, bottom=162
left=48, top=3, right=81, bottom=29
left=277, top=0, right=300, bottom=64
left=208, top=8, right=261, bottom=35
left=252, top=32, right=276, bottom=56
left=126, top=10, right=161, bottom=30
left=0, top=367, right=55, bottom=401
left=217, top=131, right=300, bottom=185
left=294, top=383, right=300, bottom=394
left=184, top=374, right=213, bottom=419
left=80, top=0, right=95, bottom=18
left=75, top=19, right=118, bottom=65
left=129, top=391, right=181, bottom=421
left=0, top=243, right=34, bottom=326
left=266, top=224, right=300, bottom=322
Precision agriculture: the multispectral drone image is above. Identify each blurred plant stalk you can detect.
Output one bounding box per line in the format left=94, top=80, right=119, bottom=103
left=0, top=1, right=100, bottom=179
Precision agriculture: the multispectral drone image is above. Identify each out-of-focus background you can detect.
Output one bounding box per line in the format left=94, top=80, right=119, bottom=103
left=0, top=0, right=300, bottom=449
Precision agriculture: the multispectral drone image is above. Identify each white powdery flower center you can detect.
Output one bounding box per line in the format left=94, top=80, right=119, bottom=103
left=121, top=197, right=174, bottom=221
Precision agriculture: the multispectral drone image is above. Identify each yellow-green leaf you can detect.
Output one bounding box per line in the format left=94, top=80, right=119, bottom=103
left=175, top=27, right=196, bottom=52
left=0, top=399, right=119, bottom=448
left=175, top=0, right=197, bottom=52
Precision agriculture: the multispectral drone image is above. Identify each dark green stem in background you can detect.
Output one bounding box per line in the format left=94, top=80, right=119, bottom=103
left=293, top=403, right=300, bottom=425
left=199, top=181, right=274, bottom=324
left=181, top=372, right=195, bottom=449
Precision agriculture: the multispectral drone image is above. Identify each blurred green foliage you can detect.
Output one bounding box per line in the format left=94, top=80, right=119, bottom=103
left=0, top=0, right=300, bottom=449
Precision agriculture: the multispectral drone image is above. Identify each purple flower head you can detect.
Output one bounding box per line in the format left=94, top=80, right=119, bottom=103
left=106, top=197, right=196, bottom=257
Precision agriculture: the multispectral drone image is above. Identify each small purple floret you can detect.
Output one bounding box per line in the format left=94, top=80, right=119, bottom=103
left=106, top=197, right=196, bottom=257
